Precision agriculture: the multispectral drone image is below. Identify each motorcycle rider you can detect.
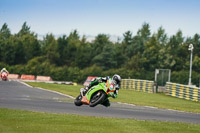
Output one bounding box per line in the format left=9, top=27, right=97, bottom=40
left=1, top=68, right=9, bottom=78
left=81, top=74, right=121, bottom=107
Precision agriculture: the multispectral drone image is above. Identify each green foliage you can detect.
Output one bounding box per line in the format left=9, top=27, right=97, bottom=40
left=92, top=44, right=117, bottom=70
left=172, top=70, right=200, bottom=86
left=25, top=56, right=47, bottom=75
left=92, top=34, right=111, bottom=55
left=0, top=22, right=200, bottom=85
left=17, top=22, right=31, bottom=36
left=42, top=34, right=59, bottom=64
left=79, top=65, right=103, bottom=83
left=0, top=23, right=11, bottom=40
left=49, top=66, right=69, bottom=81
left=8, top=64, right=26, bottom=75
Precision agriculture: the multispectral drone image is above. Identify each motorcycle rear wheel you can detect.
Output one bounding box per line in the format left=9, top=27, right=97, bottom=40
left=74, top=94, right=83, bottom=106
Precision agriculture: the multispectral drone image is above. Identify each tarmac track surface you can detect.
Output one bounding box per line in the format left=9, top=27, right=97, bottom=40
left=0, top=81, right=200, bottom=124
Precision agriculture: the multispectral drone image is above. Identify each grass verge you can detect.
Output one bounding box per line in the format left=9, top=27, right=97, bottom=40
left=0, top=108, right=200, bottom=133
left=25, top=82, right=200, bottom=113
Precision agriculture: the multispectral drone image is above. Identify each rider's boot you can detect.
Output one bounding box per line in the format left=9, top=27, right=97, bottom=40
left=80, top=87, right=89, bottom=96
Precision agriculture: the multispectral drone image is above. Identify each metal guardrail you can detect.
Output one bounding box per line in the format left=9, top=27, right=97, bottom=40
left=121, top=79, right=154, bottom=93
left=165, top=82, right=200, bottom=102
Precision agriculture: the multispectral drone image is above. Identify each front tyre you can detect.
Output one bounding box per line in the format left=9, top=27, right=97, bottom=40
left=2, top=77, right=7, bottom=81
left=74, top=94, right=83, bottom=106
left=89, top=91, right=106, bottom=107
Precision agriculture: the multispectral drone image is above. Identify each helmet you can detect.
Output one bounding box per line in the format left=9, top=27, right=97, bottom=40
left=112, top=74, right=121, bottom=85
left=3, top=68, right=6, bottom=71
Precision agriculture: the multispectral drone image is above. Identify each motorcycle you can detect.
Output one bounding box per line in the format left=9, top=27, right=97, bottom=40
left=1, top=72, right=8, bottom=81
left=74, top=81, right=115, bottom=107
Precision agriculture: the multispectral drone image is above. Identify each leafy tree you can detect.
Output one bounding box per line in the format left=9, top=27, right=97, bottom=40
left=91, top=34, right=111, bottom=56
left=11, top=35, right=26, bottom=64
left=21, top=34, right=41, bottom=62
left=74, top=36, right=93, bottom=68
left=0, top=23, right=12, bottom=62
left=137, top=22, right=151, bottom=42
left=63, top=30, right=81, bottom=66
left=155, top=27, right=168, bottom=45
left=192, top=34, right=200, bottom=57
left=193, top=56, right=200, bottom=72
left=122, top=31, right=133, bottom=55
left=129, top=23, right=151, bottom=58
left=0, top=40, right=15, bottom=65
left=0, top=23, right=11, bottom=40
left=153, top=27, right=168, bottom=68
left=92, top=44, right=117, bottom=70
left=57, top=35, right=68, bottom=66
left=14, top=22, right=41, bottom=63
left=42, top=34, right=59, bottom=64
left=112, top=43, right=127, bottom=68
left=165, top=30, right=186, bottom=71
left=142, top=35, right=161, bottom=71
left=17, top=22, right=31, bottom=37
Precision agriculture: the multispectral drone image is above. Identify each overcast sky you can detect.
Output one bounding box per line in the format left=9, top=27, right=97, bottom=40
left=0, top=0, right=200, bottom=38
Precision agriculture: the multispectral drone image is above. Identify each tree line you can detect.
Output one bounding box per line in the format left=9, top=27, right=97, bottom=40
left=0, top=22, right=200, bottom=85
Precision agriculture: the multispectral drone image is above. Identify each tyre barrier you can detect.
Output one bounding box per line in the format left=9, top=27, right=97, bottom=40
left=121, top=79, right=154, bottom=93
left=7, top=74, right=73, bottom=85
left=7, top=74, right=20, bottom=79
left=21, top=80, right=73, bottom=85
left=165, top=82, right=200, bottom=102
left=20, top=74, right=36, bottom=80
left=36, top=76, right=52, bottom=81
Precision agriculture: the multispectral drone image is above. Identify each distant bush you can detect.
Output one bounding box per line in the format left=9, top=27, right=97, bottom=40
left=171, top=70, right=200, bottom=86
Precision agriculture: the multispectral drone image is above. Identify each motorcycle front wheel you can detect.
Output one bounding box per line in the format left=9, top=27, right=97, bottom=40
left=89, top=91, right=106, bottom=107
left=2, top=78, right=7, bottom=81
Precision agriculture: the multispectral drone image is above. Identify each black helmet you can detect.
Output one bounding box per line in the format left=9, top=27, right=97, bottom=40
left=112, top=74, right=121, bottom=85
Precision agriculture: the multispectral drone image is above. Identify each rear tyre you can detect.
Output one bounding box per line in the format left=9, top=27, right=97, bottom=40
left=89, top=91, right=106, bottom=107
left=74, top=94, right=83, bottom=106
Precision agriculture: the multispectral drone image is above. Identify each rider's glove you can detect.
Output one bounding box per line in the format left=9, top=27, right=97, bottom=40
left=116, top=87, right=120, bottom=90
left=98, top=78, right=102, bottom=83
left=85, top=86, right=89, bottom=91
left=112, top=94, right=117, bottom=98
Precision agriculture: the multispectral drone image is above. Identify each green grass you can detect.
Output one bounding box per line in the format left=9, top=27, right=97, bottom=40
left=26, top=82, right=200, bottom=113
left=0, top=108, right=200, bottom=133
left=26, top=82, right=82, bottom=97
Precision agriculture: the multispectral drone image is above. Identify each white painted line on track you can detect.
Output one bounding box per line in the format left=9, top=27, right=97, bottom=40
left=144, top=106, right=158, bottom=109
left=118, top=102, right=159, bottom=110
left=36, top=87, right=75, bottom=99
left=166, top=109, right=185, bottom=113
left=18, top=81, right=75, bottom=99
left=117, top=102, right=136, bottom=106
left=35, top=87, right=75, bottom=99
left=19, top=81, right=33, bottom=88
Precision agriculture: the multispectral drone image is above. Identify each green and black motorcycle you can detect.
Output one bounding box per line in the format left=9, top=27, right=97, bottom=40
left=74, top=81, right=115, bottom=107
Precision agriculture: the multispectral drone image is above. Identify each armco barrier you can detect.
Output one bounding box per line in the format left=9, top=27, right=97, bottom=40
left=21, top=74, right=35, bottom=80
left=36, top=76, right=52, bottom=81
left=8, top=74, right=20, bottom=79
left=121, top=79, right=154, bottom=93
left=165, top=82, right=200, bottom=102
